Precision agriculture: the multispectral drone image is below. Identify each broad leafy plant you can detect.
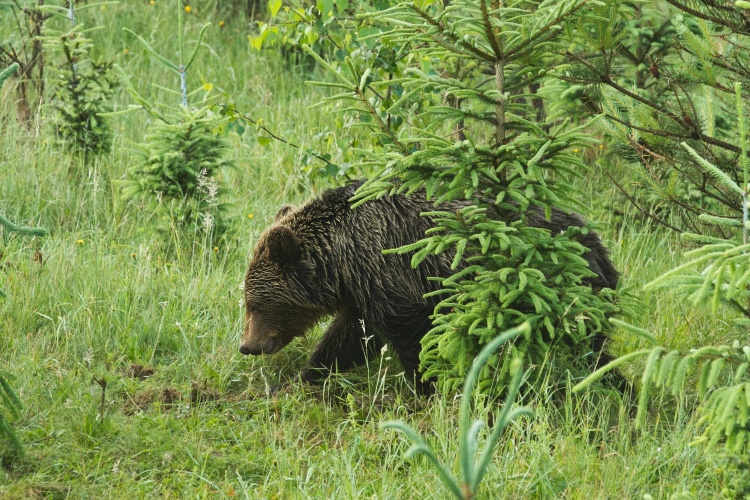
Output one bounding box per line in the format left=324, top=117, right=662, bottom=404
left=382, top=324, right=533, bottom=499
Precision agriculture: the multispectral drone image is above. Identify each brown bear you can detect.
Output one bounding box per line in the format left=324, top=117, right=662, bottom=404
left=240, top=181, right=618, bottom=390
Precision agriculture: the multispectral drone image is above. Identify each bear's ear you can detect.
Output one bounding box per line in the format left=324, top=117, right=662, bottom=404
left=275, top=204, right=295, bottom=221
left=265, top=225, right=300, bottom=264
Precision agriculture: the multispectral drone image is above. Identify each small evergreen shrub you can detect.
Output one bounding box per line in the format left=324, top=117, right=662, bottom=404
left=123, top=103, right=232, bottom=233
left=42, top=25, right=117, bottom=156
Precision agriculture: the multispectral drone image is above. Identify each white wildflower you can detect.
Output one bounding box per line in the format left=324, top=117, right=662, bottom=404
left=83, top=346, right=94, bottom=367
left=201, top=212, right=214, bottom=231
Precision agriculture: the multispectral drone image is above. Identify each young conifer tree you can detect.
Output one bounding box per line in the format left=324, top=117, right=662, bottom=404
left=576, top=82, right=750, bottom=499
left=562, top=2, right=750, bottom=491
left=42, top=25, right=117, bottom=157
left=307, top=0, right=619, bottom=395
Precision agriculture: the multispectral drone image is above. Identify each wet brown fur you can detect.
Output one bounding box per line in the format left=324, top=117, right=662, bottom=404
left=241, top=181, right=619, bottom=390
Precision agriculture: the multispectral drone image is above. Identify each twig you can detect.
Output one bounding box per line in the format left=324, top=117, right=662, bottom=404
left=217, top=104, right=334, bottom=166
left=607, top=172, right=683, bottom=233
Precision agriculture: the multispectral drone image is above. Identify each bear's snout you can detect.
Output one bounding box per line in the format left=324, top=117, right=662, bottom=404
left=240, top=311, right=283, bottom=355
left=239, top=337, right=276, bottom=356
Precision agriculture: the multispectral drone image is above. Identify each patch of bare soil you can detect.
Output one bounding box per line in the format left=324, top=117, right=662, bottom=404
left=122, top=387, right=183, bottom=415
left=125, top=363, right=155, bottom=380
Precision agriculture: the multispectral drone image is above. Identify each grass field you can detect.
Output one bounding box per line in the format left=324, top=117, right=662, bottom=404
left=0, top=2, right=737, bottom=498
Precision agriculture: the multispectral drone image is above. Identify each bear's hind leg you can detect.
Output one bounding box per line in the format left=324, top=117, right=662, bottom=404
left=382, top=306, right=435, bottom=394
left=300, top=309, right=383, bottom=383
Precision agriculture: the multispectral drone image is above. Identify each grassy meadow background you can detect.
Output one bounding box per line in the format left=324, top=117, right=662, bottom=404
left=0, top=1, right=734, bottom=498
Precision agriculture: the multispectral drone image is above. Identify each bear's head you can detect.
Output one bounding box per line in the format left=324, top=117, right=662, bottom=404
left=240, top=223, right=326, bottom=356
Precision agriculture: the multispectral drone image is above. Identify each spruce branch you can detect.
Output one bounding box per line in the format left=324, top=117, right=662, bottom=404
left=0, top=213, right=48, bottom=237
left=407, top=5, right=496, bottom=62
left=607, top=173, right=683, bottom=233
left=663, top=0, right=744, bottom=30
left=0, top=61, right=19, bottom=84
left=504, top=0, right=592, bottom=60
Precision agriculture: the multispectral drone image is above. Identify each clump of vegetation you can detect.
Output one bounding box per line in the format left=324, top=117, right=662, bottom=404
left=567, top=1, right=750, bottom=234
left=119, top=2, right=232, bottom=240
left=577, top=324, right=750, bottom=498
left=0, top=61, right=47, bottom=461
left=0, top=61, right=48, bottom=294
left=123, top=102, right=232, bottom=234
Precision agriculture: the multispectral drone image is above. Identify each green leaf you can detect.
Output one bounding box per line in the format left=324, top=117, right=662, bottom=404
left=334, top=0, right=349, bottom=12
left=268, top=0, right=282, bottom=18
left=305, top=25, right=319, bottom=45
left=316, top=0, right=334, bottom=16
left=249, top=34, right=264, bottom=51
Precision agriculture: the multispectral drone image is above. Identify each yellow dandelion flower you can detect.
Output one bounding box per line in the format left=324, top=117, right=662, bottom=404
left=101, top=4, right=106, bottom=9
left=573, top=148, right=580, bottom=153
left=219, top=20, right=225, bottom=27
left=123, top=48, right=129, bottom=54
left=150, top=0, right=155, bottom=4
left=248, top=213, right=253, bottom=219
left=599, top=144, right=604, bottom=149
left=213, top=246, right=219, bottom=252
left=184, top=5, right=192, bottom=13
left=131, top=252, right=136, bottom=258
left=76, top=239, right=84, bottom=245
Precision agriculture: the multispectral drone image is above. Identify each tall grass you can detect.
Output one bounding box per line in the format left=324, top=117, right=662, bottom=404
left=0, top=2, right=733, bottom=497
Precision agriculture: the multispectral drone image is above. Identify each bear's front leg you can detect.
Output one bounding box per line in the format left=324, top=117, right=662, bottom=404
left=300, top=309, right=383, bottom=383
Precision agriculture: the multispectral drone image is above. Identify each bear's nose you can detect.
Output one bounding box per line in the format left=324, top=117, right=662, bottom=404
left=239, top=338, right=275, bottom=355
